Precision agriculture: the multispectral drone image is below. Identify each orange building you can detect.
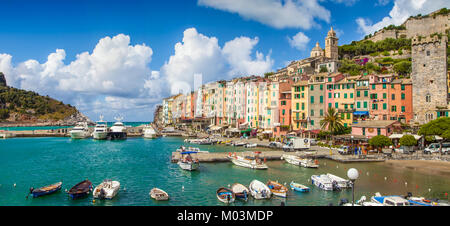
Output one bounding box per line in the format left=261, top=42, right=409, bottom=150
left=274, top=78, right=293, bottom=138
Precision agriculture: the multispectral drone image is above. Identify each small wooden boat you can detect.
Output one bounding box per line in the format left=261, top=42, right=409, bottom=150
left=216, top=187, right=235, bottom=203
left=267, top=180, right=288, bottom=198
left=290, top=182, right=310, bottom=193
left=29, top=182, right=62, bottom=198
left=68, top=179, right=92, bottom=199
left=231, top=183, right=249, bottom=201
left=150, top=188, right=169, bottom=201
left=249, top=180, right=271, bottom=199
left=93, top=179, right=120, bottom=200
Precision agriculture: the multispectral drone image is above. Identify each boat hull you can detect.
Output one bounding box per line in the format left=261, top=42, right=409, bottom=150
left=31, top=182, right=62, bottom=198
left=93, top=181, right=120, bottom=199
left=249, top=180, right=272, bottom=199
left=108, top=132, right=127, bottom=140
left=93, top=132, right=108, bottom=140
left=217, top=188, right=236, bottom=204
left=178, top=161, right=199, bottom=171
left=230, top=157, right=268, bottom=170
left=150, top=188, right=169, bottom=201
left=311, top=175, right=334, bottom=191
left=290, top=182, right=310, bottom=193
left=70, top=131, right=90, bottom=139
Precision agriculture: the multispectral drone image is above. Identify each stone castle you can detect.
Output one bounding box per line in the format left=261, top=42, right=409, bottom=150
left=411, top=35, right=448, bottom=125
left=368, top=9, right=449, bottom=42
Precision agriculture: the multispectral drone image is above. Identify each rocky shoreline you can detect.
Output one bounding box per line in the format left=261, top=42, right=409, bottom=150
left=0, top=111, right=93, bottom=127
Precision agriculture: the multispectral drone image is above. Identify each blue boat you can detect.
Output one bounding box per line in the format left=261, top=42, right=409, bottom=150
left=290, top=182, right=310, bottom=193
left=30, top=182, right=62, bottom=198
left=68, top=180, right=92, bottom=199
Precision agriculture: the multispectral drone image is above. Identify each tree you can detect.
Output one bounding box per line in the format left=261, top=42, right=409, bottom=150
left=320, top=108, right=345, bottom=135
left=441, top=129, right=450, bottom=141
left=393, top=61, right=411, bottom=76
left=369, top=135, right=392, bottom=152
left=418, top=117, right=450, bottom=154
left=399, top=135, right=417, bottom=153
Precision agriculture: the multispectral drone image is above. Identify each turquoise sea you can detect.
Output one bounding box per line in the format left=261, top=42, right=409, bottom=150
left=0, top=136, right=449, bottom=206
left=0, top=122, right=150, bottom=131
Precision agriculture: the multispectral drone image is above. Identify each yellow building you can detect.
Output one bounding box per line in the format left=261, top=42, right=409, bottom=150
left=291, top=80, right=309, bottom=130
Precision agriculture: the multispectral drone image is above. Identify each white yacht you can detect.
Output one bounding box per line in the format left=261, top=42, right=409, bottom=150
left=69, top=122, right=91, bottom=139
left=311, top=174, right=335, bottom=191
left=326, top=173, right=350, bottom=189
left=109, top=116, right=127, bottom=140
left=92, top=115, right=108, bottom=140
left=143, top=124, right=157, bottom=139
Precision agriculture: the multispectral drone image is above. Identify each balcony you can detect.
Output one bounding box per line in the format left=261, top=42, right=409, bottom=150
left=338, top=108, right=355, bottom=113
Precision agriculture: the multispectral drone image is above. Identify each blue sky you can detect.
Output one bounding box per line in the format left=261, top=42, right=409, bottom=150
left=0, top=0, right=448, bottom=121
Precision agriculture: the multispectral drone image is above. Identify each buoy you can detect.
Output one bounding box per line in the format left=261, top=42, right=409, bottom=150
left=227, top=184, right=230, bottom=187
left=182, top=185, right=185, bottom=191
left=393, top=179, right=397, bottom=183
left=405, top=182, right=408, bottom=186
left=123, top=187, right=126, bottom=191
left=428, top=188, right=431, bottom=192
left=445, top=192, right=448, bottom=196
left=93, top=200, right=96, bottom=203
left=366, top=172, right=369, bottom=176
left=384, top=177, right=387, bottom=181
left=284, top=182, right=287, bottom=186
left=13, top=183, right=16, bottom=187
left=416, top=185, right=419, bottom=189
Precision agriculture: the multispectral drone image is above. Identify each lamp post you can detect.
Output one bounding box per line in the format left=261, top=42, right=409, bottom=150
left=347, top=168, right=359, bottom=206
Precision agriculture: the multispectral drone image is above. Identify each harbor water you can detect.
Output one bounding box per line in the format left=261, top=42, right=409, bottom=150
left=1, top=136, right=449, bottom=206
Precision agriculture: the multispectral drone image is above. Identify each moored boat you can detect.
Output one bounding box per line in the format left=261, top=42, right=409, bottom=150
left=290, top=182, right=310, bottom=193
left=228, top=152, right=268, bottom=170
left=92, top=115, right=108, bottom=140
left=267, top=180, right=288, bottom=198
left=68, top=179, right=92, bottom=199
left=70, top=122, right=91, bottom=139
left=370, top=193, right=411, bottom=206
left=326, top=173, right=350, bottom=188
left=150, top=188, right=169, bottom=201
left=281, top=154, right=302, bottom=166
left=93, top=179, right=120, bottom=200
left=311, top=174, right=337, bottom=191
left=249, top=180, right=271, bottom=199
left=143, top=124, right=158, bottom=139
left=177, top=151, right=200, bottom=171
left=216, top=187, right=235, bottom=204
left=108, top=117, right=127, bottom=140
left=245, top=143, right=257, bottom=148
left=29, top=182, right=62, bottom=198
left=301, top=159, right=319, bottom=168
left=404, top=192, right=449, bottom=206
left=231, top=183, right=249, bottom=201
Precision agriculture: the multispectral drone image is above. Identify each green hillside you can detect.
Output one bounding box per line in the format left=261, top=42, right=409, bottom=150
left=0, top=72, right=78, bottom=121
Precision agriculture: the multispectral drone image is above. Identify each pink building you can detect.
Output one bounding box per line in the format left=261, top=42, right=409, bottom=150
left=351, top=120, right=402, bottom=138
left=324, top=73, right=345, bottom=111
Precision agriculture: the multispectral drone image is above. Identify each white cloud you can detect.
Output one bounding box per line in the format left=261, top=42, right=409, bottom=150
left=161, top=28, right=273, bottom=95
left=287, top=32, right=310, bottom=50
left=0, top=34, right=160, bottom=121
left=198, top=0, right=330, bottom=29
left=327, top=0, right=359, bottom=6
left=0, top=29, right=273, bottom=120
left=222, top=36, right=273, bottom=77
left=356, top=0, right=450, bottom=35
left=375, top=0, right=391, bottom=6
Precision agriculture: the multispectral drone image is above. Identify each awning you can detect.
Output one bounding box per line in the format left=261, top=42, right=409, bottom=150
left=241, top=128, right=252, bottom=133
left=389, top=134, right=422, bottom=140
left=226, top=128, right=240, bottom=133
left=353, top=111, right=369, bottom=116
left=210, top=126, right=223, bottom=131
left=262, top=130, right=273, bottom=134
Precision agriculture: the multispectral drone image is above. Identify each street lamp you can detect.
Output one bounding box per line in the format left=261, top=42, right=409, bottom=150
left=347, top=168, right=359, bottom=206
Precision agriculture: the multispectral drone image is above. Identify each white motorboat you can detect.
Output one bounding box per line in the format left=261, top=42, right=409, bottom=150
left=143, top=124, right=158, bottom=139
left=249, top=180, right=272, bottom=199
left=177, top=151, right=199, bottom=171
left=326, top=173, right=350, bottom=188
left=92, top=115, right=108, bottom=140
left=93, top=179, right=120, bottom=199
left=228, top=152, right=268, bottom=170
left=355, top=196, right=383, bottom=206
left=281, top=154, right=319, bottom=168
left=150, top=188, right=169, bottom=201
left=301, top=159, right=319, bottom=168
left=311, top=174, right=338, bottom=191
left=70, top=122, right=91, bottom=139
left=370, top=192, right=411, bottom=206
left=109, top=116, right=127, bottom=140
left=245, top=143, right=257, bottom=148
